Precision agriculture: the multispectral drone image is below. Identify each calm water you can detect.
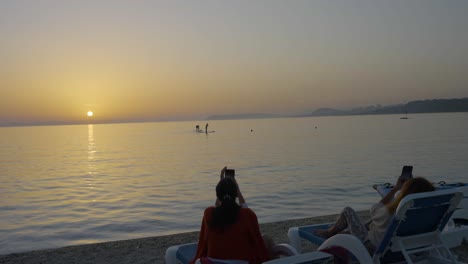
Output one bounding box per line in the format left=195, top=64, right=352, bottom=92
left=1, top=113, right=467, bottom=254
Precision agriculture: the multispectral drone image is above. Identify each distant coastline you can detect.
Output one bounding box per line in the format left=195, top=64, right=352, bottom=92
left=2, top=97, right=468, bottom=127
left=207, top=113, right=280, bottom=121
left=207, top=97, right=468, bottom=121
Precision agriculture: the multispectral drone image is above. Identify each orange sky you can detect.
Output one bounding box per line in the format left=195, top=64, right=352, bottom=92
left=1, top=1, right=467, bottom=126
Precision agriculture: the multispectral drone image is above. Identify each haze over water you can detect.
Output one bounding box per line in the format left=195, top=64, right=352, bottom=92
left=1, top=1, right=468, bottom=126
left=1, top=113, right=467, bottom=254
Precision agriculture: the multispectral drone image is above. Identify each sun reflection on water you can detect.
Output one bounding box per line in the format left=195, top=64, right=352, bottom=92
left=87, top=124, right=97, bottom=189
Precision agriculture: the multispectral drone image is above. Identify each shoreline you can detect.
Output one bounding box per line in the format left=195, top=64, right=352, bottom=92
left=1, top=211, right=467, bottom=264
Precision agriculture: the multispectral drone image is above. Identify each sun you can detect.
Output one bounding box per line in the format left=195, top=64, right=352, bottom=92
left=87, top=111, right=94, bottom=117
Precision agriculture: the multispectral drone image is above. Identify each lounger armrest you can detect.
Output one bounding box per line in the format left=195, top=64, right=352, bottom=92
left=165, top=242, right=198, bottom=264
left=317, top=234, right=374, bottom=264
left=271, top=243, right=299, bottom=257
left=194, top=259, right=247, bottom=264
left=166, top=245, right=182, bottom=264
left=263, top=251, right=333, bottom=264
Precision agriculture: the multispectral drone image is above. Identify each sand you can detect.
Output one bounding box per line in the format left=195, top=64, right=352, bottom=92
left=1, top=211, right=467, bottom=264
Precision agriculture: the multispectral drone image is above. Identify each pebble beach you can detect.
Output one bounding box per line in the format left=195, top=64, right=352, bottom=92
left=1, top=211, right=467, bottom=264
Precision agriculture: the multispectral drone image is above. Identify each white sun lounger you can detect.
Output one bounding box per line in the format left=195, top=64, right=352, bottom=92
left=288, top=189, right=464, bottom=263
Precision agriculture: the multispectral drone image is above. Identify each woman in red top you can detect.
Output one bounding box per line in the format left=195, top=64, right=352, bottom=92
left=190, top=167, right=271, bottom=264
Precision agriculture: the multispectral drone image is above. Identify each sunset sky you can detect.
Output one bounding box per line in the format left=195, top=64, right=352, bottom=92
left=1, top=0, right=467, bottom=125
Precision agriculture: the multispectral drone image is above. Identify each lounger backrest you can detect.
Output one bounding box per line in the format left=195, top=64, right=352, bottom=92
left=374, top=189, right=463, bottom=258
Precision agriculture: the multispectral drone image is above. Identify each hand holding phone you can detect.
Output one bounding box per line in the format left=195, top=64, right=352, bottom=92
left=400, top=165, right=413, bottom=180
left=225, top=169, right=235, bottom=178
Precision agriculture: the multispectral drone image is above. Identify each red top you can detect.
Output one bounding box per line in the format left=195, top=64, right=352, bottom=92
left=190, top=206, right=270, bottom=264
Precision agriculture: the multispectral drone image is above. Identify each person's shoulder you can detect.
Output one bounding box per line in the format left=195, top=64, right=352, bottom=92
left=204, top=206, right=215, bottom=213
left=240, top=207, right=257, bottom=217
left=203, top=206, right=216, bottom=216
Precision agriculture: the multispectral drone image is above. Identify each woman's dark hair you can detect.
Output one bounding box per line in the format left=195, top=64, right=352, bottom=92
left=210, top=178, right=241, bottom=229
left=387, top=177, right=435, bottom=214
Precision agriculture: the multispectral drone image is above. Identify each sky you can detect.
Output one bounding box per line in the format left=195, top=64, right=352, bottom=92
left=1, top=0, right=467, bottom=125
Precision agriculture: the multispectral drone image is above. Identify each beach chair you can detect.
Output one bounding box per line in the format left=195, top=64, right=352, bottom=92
left=373, top=182, right=468, bottom=248
left=165, top=242, right=302, bottom=264
left=288, top=189, right=464, bottom=264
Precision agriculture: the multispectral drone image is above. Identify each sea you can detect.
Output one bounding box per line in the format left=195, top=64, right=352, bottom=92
left=1, top=113, right=467, bottom=255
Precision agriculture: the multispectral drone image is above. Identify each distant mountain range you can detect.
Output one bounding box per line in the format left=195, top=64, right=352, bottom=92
left=207, top=113, right=281, bottom=120
left=207, top=98, right=468, bottom=120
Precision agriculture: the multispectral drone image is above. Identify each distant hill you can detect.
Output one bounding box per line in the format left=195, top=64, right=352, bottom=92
left=406, top=98, right=468, bottom=113
left=307, top=108, right=346, bottom=116
left=207, top=113, right=282, bottom=120
left=296, top=98, right=468, bottom=117
left=206, top=98, right=468, bottom=121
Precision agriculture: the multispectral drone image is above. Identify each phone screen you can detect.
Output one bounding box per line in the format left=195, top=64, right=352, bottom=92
left=400, top=166, right=413, bottom=180
left=225, top=169, right=235, bottom=178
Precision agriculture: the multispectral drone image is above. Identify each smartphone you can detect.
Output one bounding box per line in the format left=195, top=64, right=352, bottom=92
left=400, top=165, right=413, bottom=180
left=225, top=169, right=235, bottom=178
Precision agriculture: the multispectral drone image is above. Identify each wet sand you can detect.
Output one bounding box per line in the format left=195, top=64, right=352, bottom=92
left=1, top=211, right=467, bottom=264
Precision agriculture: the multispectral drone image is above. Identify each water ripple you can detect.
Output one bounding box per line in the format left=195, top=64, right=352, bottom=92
left=1, top=114, right=467, bottom=254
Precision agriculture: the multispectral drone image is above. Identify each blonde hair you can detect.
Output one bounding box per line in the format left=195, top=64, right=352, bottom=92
left=387, top=177, right=435, bottom=214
